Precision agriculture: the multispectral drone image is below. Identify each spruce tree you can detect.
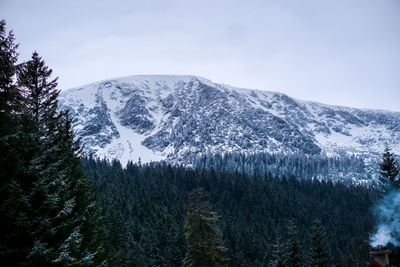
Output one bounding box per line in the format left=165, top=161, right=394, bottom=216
left=0, top=18, right=20, bottom=195
left=0, top=19, right=29, bottom=265
left=286, top=220, right=302, bottom=267
left=1, top=51, right=107, bottom=266
left=0, top=19, right=19, bottom=135
left=308, top=219, right=329, bottom=267
left=378, top=146, right=400, bottom=193
left=183, top=187, right=227, bottom=267
left=55, top=110, right=107, bottom=266
left=16, top=52, right=71, bottom=266
left=269, top=236, right=286, bottom=267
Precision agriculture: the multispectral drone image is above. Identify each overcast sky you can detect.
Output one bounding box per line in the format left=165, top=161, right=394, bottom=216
left=1, top=0, right=399, bottom=111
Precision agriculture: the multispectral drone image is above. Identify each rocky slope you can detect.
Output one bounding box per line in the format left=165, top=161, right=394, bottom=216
left=59, top=75, right=400, bottom=167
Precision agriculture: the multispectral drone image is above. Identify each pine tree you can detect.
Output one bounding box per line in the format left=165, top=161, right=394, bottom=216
left=17, top=51, right=59, bottom=130
left=308, top=219, right=329, bottom=267
left=183, top=187, right=228, bottom=267
left=15, top=51, right=71, bottom=265
left=0, top=19, right=19, bottom=134
left=0, top=51, right=106, bottom=266
left=56, top=110, right=107, bottom=266
left=378, top=146, right=400, bottom=193
left=286, top=220, right=302, bottom=267
left=0, top=19, right=29, bottom=266
left=269, top=236, right=286, bottom=267
left=0, top=18, right=20, bottom=193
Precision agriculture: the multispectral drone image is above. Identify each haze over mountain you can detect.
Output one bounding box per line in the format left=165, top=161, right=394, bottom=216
left=59, top=75, right=400, bottom=169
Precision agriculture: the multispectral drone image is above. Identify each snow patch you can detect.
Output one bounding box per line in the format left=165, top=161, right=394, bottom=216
left=94, top=85, right=166, bottom=166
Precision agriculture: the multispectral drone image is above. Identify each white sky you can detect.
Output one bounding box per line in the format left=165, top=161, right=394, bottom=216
left=1, top=0, right=399, bottom=111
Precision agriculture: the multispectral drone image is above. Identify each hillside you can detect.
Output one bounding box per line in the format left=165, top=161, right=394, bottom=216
left=59, top=75, right=400, bottom=175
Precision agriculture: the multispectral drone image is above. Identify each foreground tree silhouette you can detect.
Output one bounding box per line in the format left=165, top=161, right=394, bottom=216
left=0, top=19, right=28, bottom=265
left=183, top=187, right=227, bottom=267
left=0, top=19, right=20, bottom=213
left=19, top=51, right=106, bottom=266
left=0, top=34, right=106, bottom=265
left=0, top=19, right=19, bottom=137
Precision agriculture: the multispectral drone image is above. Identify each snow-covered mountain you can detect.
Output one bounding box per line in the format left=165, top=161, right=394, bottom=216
left=59, top=75, right=400, bottom=166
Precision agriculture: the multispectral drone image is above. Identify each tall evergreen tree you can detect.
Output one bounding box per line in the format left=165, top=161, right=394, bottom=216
left=286, top=220, right=302, bottom=267
left=0, top=18, right=20, bottom=193
left=378, top=146, right=400, bottom=192
left=269, top=236, right=286, bottom=267
left=0, top=19, right=28, bottom=265
left=16, top=52, right=72, bottom=265
left=55, top=110, right=107, bottom=266
left=308, top=219, right=329, bottom=267
left=0, top=19, right=19, bottom=134
left=0, top=50, right=106, bottom=266
left=183, top=187, right=227, bottom=267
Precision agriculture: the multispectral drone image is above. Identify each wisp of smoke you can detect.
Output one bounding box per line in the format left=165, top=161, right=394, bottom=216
left=370, top=190, right=400, bottom=247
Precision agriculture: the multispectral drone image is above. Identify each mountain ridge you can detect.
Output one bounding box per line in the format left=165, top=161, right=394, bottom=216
left=59, top=75, right=400, bottom=171
left=64, top=74, right=399, bottom=113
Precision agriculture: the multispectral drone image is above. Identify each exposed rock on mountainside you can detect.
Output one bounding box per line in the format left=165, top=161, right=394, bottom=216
left=59, top=75, right=400, bottom=167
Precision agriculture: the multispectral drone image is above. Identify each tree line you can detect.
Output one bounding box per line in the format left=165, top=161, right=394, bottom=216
left=187, top=151, right=373, bottom=184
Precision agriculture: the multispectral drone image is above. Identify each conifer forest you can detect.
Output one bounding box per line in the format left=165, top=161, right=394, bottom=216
left=1, top=17, right=400, bottom=267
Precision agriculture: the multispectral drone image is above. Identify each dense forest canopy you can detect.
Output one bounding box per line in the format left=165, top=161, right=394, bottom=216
left=84, top=157, right=377, bottom=266
left=187, top=151, right=374, bottom=184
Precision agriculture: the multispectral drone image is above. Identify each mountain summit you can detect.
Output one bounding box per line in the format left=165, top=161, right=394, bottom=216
left=59, top=75, right=400, bottom=166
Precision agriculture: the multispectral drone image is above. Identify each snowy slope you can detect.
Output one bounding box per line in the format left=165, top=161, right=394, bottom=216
left=59, top=75, right=400, bottom=166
